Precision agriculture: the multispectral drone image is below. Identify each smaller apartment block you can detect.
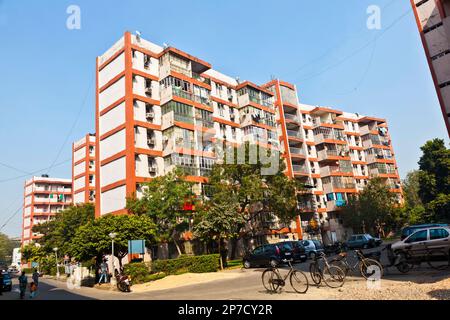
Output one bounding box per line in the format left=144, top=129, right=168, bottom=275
left=21, top=176, right=72, bottom=245
left=411, top=0, right=450, bottom=135
left=72, top=134, right=96, bottom=204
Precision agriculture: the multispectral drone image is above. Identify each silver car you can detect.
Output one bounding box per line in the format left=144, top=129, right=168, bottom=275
left=392, top=226, right=450, bottom=257
left=300, top=239, right=324, bottom=259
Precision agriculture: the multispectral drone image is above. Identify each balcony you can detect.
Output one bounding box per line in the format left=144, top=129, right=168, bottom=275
left=314, top=131, right=346, bottom=145
left=292, top=164, right=308, bottom=174
left=323, top=179, right=356, bottom=194
left=366, top=152, right=393, bottom=164
left=289, top=147, right=306, bottom=157
left=284, top=113, right=300, bottom=123
left=369, top=166, right=397, bottom=177
left=317, top=149, right=350, bottom=161
left=362, top=135, right=390, bottom=149
left=320, top=165, right=353, bottom=177
left=170, top=64, right=191, bottom=78
left=192, top=72, right=211, bottom=85
left=326, top=199, right=347, bottom=212
left=287, top=129, right=303, bottom=140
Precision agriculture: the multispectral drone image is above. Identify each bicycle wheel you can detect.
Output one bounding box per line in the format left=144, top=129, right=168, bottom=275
left=309, top=262, right=322, bottom=285
left=360, top=259, right=384, bottom=280
left=290, top=270, right=309, bottom=294
left=427, top=250, right=450, bottom=270
left=262, top=269, right=281, bottom=293
left=322, top=265, right=345, bottom=288
left=330, top=259, right=350, bottom=276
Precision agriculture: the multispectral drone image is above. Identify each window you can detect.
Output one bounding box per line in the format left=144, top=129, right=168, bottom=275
left=430, top=229, right=449, bottom=240
left=218, top=103, right=225, bottom=117
left=253, top=246, right=264, bottom=255
left=406, top=230, right=428, bottom=243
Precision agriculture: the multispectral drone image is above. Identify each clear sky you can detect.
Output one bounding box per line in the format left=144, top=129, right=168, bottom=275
left=0, top=0, right=448, bottom=237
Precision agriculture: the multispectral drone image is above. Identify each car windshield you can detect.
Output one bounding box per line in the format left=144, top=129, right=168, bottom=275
left=279, top=243, right=292, bottom=251
left=365, top=234, right=373, bottom=239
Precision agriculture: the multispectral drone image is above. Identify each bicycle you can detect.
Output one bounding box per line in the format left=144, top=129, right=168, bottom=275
left=330, top=249, right=384, bottom=280
left=394, top=243, right=450, bottom=272
left=309, top=252, right=345, bottom=288
left=261, top=259, right=309, bottom=294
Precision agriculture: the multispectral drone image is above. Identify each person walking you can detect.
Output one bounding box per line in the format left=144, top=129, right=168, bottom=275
left=18, top=271, right=28, bottom=300
left=98, top=259, right=109, bottom=285
left=30, top=269, right=39, bottom=298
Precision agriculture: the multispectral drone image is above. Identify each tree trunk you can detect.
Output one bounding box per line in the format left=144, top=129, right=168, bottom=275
left=218, top=238, right=223, bottom=270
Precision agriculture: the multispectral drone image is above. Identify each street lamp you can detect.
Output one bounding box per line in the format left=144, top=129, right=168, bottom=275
left=109, top=232, right=117, bottom=285
left=53, top=247, right=59, bottom=278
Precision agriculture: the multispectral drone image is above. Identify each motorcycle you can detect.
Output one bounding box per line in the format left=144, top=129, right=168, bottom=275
left=115, top=269, right=132, bottom=292
left=382, top=243, right=412, bottom=273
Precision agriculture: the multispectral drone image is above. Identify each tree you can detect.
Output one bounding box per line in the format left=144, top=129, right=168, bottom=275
left=193, top=189, right=244, bottom=269
left=401, top=170, right=427, bottom=224
left=0, top=233, right=18, bottom=264
left=206, top=143, right=302, bottom=251
left=69, top=214, right=157, bottom=267
left=417, top=139, right=450, bottom=222
left=126, top=168, right=196, bottom=255
left=341, top=178, right=401, bottom=236
left=32, top=203, right=95, bottom=256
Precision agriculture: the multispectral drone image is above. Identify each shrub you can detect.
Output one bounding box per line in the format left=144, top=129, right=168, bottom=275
left=152, top=254, right=220, bottom=275
left=123, top=262, right=151, bottom=284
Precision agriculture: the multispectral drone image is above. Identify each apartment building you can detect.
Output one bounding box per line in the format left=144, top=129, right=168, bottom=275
left=72, top=133, right=96, bottom=204
left=21, top=175, right=72, bottom=246
left=411, top=0, right=450, bottom=135
left=95, top=32, right=401, bottom=242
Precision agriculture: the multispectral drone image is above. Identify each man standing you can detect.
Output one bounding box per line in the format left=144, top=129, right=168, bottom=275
left=31, top=269, right=39, bottom=298
left=18, top=271, right=27, bottom=300
left=98, top=259, right=109, bottom=285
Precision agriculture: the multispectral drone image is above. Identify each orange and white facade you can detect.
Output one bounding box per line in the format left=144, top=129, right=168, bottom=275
left=411, top=0, right=450, bottom=135
left=95, top=32, right=402, bottom=242
left=72, top=134, right=96, bottom=204
left=21, top=176, right=72, bottom=246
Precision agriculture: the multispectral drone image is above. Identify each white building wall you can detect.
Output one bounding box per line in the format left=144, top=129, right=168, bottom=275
left=74, top=147, right=86, bottom=163
left=100, top=129, right=126, bottom=160
left=101, top=185, right=126, bottom=215
left=99, top=77, right=125, bottom=111
left=74, top=177, right=85, bottom=191
left=100, top=157, right=126, bottom=187
left=99, top=52, right=125, bottom=88
left=74, top=162, right=86, bottom=177
left=74, top=192, right=85, bottom=204
left=99, top=102, right=126, bottom=136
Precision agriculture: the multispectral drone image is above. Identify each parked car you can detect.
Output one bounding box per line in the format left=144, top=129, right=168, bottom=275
left=278, top=241, right=307, bottom=263
left=344, top=234, right=382, bottom=249
left=300, top=239, right=324, bottom=259
left=400, top=223, right=449, bottom=240
left=392, top=226, right=450, bottom=258
left=243, top=243, right=293, bottom=268
left=2, top=272, right=12, bottom=292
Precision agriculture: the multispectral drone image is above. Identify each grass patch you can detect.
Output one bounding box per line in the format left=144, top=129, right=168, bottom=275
left=226, top=259, right=242, bottom=269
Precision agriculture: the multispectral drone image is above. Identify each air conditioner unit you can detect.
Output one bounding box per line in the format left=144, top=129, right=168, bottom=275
left=147, top=138, right=155, bottom=145
left=145, top=87, right=152, bottom=95
left=149, top=166, right=157, bottom=173
left=146, top=111, right=155, bottom=119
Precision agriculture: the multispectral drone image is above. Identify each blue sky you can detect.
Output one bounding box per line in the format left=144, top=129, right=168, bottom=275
left=0, top=0, right=448, bottom=237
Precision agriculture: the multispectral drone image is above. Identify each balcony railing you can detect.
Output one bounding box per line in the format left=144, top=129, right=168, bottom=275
left=289, top=147, right=306, bottom=156
left=292, top=164, right=308, bottom=173
left=287, top=130, right=303, bottom=139
left=192, top=94, right=212, bottom=106
left=249, top=95, right=274, bottom=108
left=284, top=114, right=300, bottom=122
left=172, top=87, right=211, bottom=107
left=192, top=72, right=211, bottom=85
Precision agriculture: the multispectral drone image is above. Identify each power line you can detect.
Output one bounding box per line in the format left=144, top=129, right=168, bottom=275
left=0, top=205, right=22, bottom=232
left=292, top=8, right=412, bottom=83
left=0, top=162, right=31, bottom=175
left=0, top=158, right=71, bottom=184
left=47, top=77, right=93, bottom=174
left=279, top=0, right=401, bottom=79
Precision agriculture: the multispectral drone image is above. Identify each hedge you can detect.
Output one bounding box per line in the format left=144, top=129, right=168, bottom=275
left=152, top=254, right=220, bottom=275
left=123, top=254, right=220, bottom=284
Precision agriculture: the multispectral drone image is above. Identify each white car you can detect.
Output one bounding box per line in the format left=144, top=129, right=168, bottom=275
left=391, top=226, right=450, bottom=258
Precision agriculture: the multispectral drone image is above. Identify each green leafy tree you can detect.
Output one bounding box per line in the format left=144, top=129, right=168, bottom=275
left=32, top=203, right=95, bottom=256
left=401, top=170, right=427, bottom=224
left=341, top=178, right=401, bottom=236
left=126, top=168, right=196, bottom=255
left=193, top=189, right=243, bottom=269
left=206, top=143, right=302, bottom=250
left=69, top=214, right=157, bottom=267
left=417, top=139, right=450, bottom=222
left=0, top=233, right=18, bottom=264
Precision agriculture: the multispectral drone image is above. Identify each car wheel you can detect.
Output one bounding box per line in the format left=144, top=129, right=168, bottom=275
left=269, top=259, right=278, bottom=268
left=243, top=260, right=251, bottom=269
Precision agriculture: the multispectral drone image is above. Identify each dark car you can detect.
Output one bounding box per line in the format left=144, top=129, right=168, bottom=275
left=278, top=241, right=307, bottom=263
left=301, top=239, right=325, bottom=259
left=243, top=243, right=293, bottom=268
left=400, top=224, right=449, bottom=240
left=344, top=234, right=382, bottom=249
left=2, top=272, right=12, bottom=292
